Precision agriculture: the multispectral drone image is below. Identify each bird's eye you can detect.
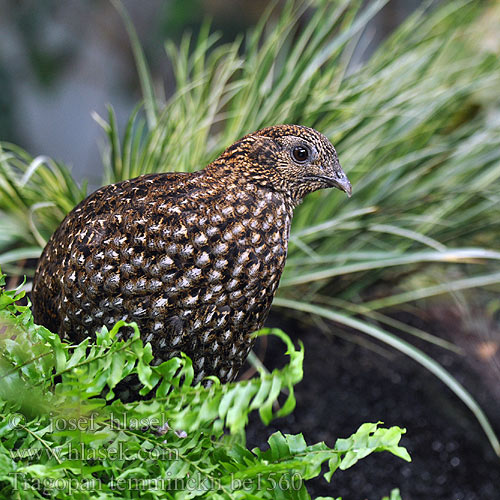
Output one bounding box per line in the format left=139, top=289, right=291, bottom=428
left=291, top=146, right=309, bottom=163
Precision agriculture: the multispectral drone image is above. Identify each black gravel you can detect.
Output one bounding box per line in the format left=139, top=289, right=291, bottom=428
left=244, top=313, right=500, bottom=500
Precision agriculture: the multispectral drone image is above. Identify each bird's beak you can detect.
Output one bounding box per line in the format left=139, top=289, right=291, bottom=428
left=326, top=170, right=352, bottom=197
left=308, top=169, right=352, bottom=197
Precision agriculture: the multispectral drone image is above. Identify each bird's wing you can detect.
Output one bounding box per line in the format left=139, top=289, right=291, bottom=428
left=32, top=172, right=207, bottom=333
left=32, top=170, right=235, bottom=341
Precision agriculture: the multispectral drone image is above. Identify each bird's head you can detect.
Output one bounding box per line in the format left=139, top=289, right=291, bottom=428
left=216, top=124, right=351, bottom=206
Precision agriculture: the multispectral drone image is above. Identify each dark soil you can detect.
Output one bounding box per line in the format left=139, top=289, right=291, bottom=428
left=243, top=310, right=500, bottom=500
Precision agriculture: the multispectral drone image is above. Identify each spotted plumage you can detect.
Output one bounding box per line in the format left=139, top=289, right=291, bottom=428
left=32, top=124, right=351, bottom=386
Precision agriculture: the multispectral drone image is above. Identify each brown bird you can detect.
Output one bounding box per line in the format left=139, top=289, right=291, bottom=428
left=32, top=124, right=351, bottom=386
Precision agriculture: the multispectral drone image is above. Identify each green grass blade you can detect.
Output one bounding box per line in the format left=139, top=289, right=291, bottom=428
left=110, top=0, right=158, bottom=128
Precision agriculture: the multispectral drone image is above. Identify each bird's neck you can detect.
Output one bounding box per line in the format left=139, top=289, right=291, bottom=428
left=204, top=161, right=302, bottom=212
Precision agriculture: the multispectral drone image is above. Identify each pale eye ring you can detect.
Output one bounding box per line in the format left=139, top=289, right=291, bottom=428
left=291, top=145, right=310, bottom=163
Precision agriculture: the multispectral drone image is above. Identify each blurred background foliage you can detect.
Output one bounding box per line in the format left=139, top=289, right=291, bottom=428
left=1, top=0, right=500, bottom=458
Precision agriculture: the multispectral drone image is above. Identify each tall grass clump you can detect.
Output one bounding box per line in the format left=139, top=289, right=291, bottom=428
left=0, top=0, right=499, bottom=453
